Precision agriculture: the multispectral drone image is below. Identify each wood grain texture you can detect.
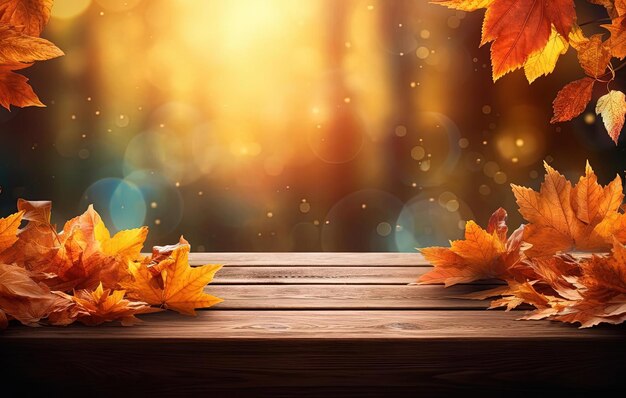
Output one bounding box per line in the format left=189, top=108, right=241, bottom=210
left=188, top=252, right=428, bottom=266
left=213, top=266, right=502, bottom=285
left=207, top=284, right=502, bottom=309
left=3, top=311, right=624, bottom=340
left=1, top=252, right=620, bottom=396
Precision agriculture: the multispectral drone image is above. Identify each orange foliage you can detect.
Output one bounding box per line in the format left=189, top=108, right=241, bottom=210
left=0, top=200, right=222, bottom=329
left=420, top=161, right=626, bottom=328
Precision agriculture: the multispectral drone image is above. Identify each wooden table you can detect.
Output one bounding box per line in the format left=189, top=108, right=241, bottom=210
left=2, top=253, right=626, bottom=396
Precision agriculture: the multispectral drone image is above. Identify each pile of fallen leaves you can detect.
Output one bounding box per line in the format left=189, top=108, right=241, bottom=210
left=0, top=199, right=222, bottom=328
left=433, top=1, right=626, bottom=144
left=0, top=0, right=63, bottom=110
left=419, top=161, right=626, bottom=328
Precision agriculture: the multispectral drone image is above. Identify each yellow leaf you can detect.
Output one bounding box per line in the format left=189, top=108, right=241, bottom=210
left=430, top=0, right=493, bottom=11
left=0, top=211, right=23, bottom=254
left=65, top=282, right=160, bottom=326
left=524, top=27, right=568, bottom=84
left=124, top=238, right=223, bottom=315
left=596, top=90, right=626, bottom=144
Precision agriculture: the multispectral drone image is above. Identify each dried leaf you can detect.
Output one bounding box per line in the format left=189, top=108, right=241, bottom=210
left=0, top=0, right=53, bottom=36
left=0, top=63, right=43, bottom=109
left=551, top=77, right=595, bottom=123
left=0, top=23, right=63, bottom=64
left=596, top=90, right=626, bottom=144
left=577, top=34, right=612, bottom=78
left=419, top=208, right=523, bottom=286
left=511, top=161, right=626, bottom=256
left=0, top=211, right=22, bottom=254
left=124, top=237, right=223, bottom=315
left=58, top=283, right=161, bottom=326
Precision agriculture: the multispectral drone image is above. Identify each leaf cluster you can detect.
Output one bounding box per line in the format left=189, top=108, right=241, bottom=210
left=433, top=0, right=626, bottom=143
left=420, top=161, right=626, bottom=328
left=0, top=200, right=222, bottom=329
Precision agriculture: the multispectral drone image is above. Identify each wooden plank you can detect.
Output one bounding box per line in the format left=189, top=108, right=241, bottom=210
left=188, top=252, right=593, bottom=267
left=188, top=252, right=428, bottom=266
left=3, top=310, right=623, bottom=340
left=213, top=266, right=504, bottom=285
left=205, top=284, right=508, bottom=309
left=2, top=312, right=625, bottom=395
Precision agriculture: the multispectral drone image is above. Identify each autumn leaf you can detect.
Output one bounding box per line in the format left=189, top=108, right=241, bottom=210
left=577, top=34, right=612, bottom=78
left=1, top=202, right=148, bottom=291
left=524, top=27, right=569, bottom=84
left=418, top=208, right=524, bottom=286
left=603, top=16, right=626, bottom=58
left=0, top=0, right=53, bottom=36
left=53, top=283, right=161, bottom=326
left=596, top=90, right=626, bottom=144
left=0, top=263, right=71, bottom=327
left=551, top=239, right=626, bottom=327
left=550, top=77, right=595, bottom=123
left=0, top=63, right=43, bottom=109
left=0, top=23, right=62, bottom=64
left=512, top=161, right=626, bottom=256
left=0, top=210, right=22, bottom=254
left=482, top=0, right=575, bottom=80
left=430, top=0, right=493, bottom=11
left=0, top=1, right=62, bottom=110
left=123, top=237, right=223, bottom=315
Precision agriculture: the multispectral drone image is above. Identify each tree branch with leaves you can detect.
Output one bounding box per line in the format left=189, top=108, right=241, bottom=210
left=433, top=0, right=626, bottom=144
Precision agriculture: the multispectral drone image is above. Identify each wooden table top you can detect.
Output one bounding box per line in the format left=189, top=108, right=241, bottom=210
left=2, top=253, right=625, bottom=396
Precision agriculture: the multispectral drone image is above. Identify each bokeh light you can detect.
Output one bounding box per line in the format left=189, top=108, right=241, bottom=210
left=1, top=0, right=622, bottom=251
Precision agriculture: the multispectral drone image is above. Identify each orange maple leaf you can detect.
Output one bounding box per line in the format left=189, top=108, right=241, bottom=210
left=0, top=210, right=22, bottom=254
left=52, top=283, right=161, bottom=326
left=0, top=0, right=62, bottom=110
left=548, top=239, right=626, bottom=327
left=123, top=237, right=223, bottom=315
left=1, top=201, right=148, bottom=291
left=418, top=208, right=524, bottom=286
left=512, top=161, right=626, bottom=257
left=0, top=0, right=53, bottom=36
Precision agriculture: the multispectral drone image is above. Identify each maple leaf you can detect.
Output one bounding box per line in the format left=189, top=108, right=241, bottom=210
left=0, top=23, right=62, bottom=64
left=418, top=208, right=524, bottom=286
left=123, top=237, right=223, bottom=315
left=1, top=201, right=148, bottom=291
left=482, top=0, right=575, bottom=81
left=512, top=161, right=626, bottom=257
left=0, top=0, right=53, bottom=36
left=53, top=283, right=161, bottom=326
left=549, top=239, right=626, bottom=327
left=550, top=77, right=595, bottom=123
left=596, top=90, right=626, bottom=144
left=0, top=63, right=43, bottom=109
left=432, top=0, right=576, bottom=80
left=577, top=34, right=612, bottom=78
left=0, top=210, right=22, bottom=254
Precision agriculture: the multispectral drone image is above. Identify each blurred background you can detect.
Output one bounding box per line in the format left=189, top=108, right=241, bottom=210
left=1, top=0, right=625, bottom=251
